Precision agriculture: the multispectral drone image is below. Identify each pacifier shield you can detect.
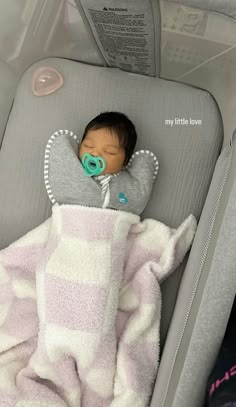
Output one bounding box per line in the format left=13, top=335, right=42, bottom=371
left=82, top=153, right=106, bottom=176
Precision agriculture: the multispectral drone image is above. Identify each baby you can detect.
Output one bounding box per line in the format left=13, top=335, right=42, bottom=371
left=78, top=111, right=137, bottom=175
left=45, top=111, right=159, bottom=213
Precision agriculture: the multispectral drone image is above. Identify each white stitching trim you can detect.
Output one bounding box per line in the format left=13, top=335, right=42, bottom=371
left=43, top=129, right=79, bottom=205
left=126, top=149, right=159, bottom=181
left=44, top=132, right=159, bottom=205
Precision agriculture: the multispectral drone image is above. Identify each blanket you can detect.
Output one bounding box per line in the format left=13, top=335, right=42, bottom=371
left=0, top=205, right=197, bottom=407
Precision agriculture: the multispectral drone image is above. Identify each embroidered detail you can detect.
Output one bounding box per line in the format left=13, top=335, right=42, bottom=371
left=209, top=365, right=236, bottom=397
left=119, top=192, right=128, bottom=204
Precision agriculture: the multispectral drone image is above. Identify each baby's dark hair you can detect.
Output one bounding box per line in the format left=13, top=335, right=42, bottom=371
left=82, top=111, right=137, bottom=165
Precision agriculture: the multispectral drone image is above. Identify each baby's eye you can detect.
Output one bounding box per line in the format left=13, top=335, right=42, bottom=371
left=83, top=144, right=93, bottom=149
left=105, top=151, right=117, bottom=155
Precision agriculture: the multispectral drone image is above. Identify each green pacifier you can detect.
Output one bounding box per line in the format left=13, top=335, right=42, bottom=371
left=81, top=153, right=106, bottom=177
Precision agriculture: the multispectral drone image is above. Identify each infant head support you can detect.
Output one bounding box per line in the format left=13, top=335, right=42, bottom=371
left=44, top=129, right=159, bottom=215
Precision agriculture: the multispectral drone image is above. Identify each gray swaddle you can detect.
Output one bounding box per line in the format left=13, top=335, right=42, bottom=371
left=44, top=129, right=159, bottom=215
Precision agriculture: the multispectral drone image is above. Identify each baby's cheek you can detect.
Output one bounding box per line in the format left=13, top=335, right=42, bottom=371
left=78, top=146, right=85, bottom=159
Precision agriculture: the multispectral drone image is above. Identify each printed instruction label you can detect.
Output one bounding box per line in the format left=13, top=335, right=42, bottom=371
left=79, top=0, right=156, bottom=76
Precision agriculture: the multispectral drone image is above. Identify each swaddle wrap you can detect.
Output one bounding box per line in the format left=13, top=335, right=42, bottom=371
left=0, top=129, right=197, bottom=406
left=44, top=129, right=159, bottom=215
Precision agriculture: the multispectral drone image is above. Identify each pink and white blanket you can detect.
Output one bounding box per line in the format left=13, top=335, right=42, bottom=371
left=0, top=205, right=197, bottom=407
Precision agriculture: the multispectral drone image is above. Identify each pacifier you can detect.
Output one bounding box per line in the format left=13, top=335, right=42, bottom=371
left=81, top=153, right=106, bottom=177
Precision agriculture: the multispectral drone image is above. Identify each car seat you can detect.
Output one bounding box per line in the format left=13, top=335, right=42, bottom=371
left=0, top=57, right=235, bottom=407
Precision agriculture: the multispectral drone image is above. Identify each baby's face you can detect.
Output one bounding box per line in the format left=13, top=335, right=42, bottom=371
left=79, top=127, right=126, bottom=175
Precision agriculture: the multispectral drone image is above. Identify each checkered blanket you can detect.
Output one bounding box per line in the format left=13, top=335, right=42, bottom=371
left=0, top=205, right=196, bottom=407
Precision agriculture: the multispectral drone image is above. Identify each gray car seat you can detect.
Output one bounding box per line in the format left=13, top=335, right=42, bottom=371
left=0, top=58, right=235, bottom=407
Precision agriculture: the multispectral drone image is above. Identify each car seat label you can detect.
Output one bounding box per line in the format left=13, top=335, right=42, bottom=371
left=78, top=0, right=159, bottom=77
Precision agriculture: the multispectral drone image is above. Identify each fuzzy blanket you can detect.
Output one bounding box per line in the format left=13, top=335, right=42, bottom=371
left=0, top=205, right=197, bottom=407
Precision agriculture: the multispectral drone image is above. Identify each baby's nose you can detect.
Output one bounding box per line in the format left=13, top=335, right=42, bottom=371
left=91, top=151, right=100, bottom=157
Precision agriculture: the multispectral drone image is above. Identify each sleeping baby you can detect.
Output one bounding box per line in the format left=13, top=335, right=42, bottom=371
left=0, top=112, right=197, bottom=407
left=45, top=110, right=160, bottom=214
left=77, top=111, right=158, bottom=210
left=78, top=111, right=137, bottom=175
